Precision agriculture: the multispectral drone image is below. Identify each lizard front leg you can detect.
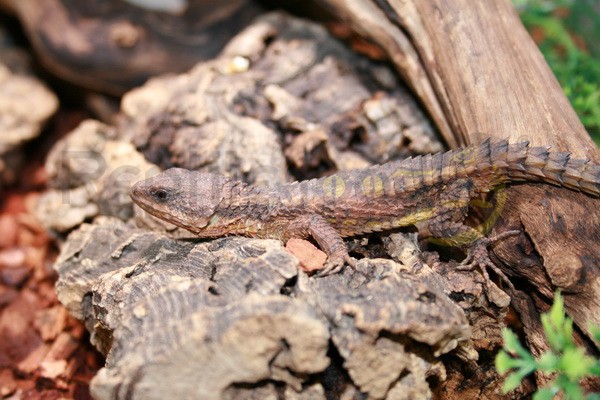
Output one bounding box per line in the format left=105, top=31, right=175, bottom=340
left=287, top=214, right=355, bottom=275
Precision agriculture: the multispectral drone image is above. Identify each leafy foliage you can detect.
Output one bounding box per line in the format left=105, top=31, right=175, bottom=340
left=496, top=292, right=600, bottom=399
left=514, top=0, right=600, bottom=145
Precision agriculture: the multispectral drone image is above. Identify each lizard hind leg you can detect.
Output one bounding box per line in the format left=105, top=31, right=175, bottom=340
left=430, top=215, right=517, bottom=300
left=317, top=252, right=356, bottom=276
left=426, top=179, right=517, bottom=295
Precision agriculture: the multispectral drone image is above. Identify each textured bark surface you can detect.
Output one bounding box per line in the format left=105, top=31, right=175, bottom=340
left=320, top=0, right=600, bottom=386
left=0, top=26, right=58, bottom=189
left=34, top=12, right=525, bottom=399
left=53, top=217, right=473, bottom=399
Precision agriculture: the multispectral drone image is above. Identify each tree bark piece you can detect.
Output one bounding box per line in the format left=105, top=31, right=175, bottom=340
left=299, top=259, right=469, bottom=398
left=52, top=216, right=471, bottom=399
left=36, top=120, right=158, bottom=234
left=118, top=12, right=441, bottom=181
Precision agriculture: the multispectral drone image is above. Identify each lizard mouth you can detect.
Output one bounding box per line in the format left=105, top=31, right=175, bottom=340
left=129, top=183, right=174, bottom=218
left=129, top=183, right=211, bottom=231
left=130, top=184, right=164, bottom=218
left=129, top=183, right=152, bottom=210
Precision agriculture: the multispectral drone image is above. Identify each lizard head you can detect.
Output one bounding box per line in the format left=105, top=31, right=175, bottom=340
left=130, top=168, right=232, bottom=234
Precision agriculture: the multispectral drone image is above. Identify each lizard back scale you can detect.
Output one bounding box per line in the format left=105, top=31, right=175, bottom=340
left=130, top=139, right=600, bottom=280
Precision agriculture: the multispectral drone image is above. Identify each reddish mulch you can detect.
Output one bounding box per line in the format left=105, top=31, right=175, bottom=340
left=0, top=111, right=104, bottom=400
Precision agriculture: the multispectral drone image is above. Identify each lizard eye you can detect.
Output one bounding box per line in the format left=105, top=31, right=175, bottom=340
left=152, top=189, right=170, bottom=202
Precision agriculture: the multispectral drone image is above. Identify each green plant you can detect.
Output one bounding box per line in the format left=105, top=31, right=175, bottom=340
left=514, top=0, right=600, bottom=145
left=496, top=292, right=600, bottom=399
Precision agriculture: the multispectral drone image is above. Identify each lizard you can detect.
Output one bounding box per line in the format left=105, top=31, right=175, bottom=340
left=130, top=139, right=600, bottom=285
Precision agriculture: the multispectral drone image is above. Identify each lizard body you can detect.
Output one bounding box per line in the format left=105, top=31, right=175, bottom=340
left=130, top=140, right=600, bottom=275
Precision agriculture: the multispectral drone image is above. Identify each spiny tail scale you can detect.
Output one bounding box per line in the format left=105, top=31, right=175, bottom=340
left=502, top=141, right=599, bottom=196
left=395, top=139, right=600, bottom=196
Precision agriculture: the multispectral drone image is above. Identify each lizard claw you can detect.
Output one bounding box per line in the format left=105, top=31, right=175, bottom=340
left=458, top=236, right=516, bottom=293
left=315, top=254, right=356, bottom=277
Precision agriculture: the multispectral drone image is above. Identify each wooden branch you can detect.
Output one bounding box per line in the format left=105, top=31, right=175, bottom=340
left=322, top=0, right=597, bottom=150
left=320, top=0, right=600, bottom=349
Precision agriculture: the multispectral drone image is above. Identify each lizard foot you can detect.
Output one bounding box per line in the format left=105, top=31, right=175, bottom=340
left=457, top=231, right=519, bottom=292
left=315, top=253, right=356, bottom=277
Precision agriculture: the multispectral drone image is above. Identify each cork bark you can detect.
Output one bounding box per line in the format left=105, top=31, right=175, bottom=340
left=0, top=26, right=58, bottom=189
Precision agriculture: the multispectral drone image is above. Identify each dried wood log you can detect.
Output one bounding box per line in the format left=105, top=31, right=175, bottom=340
left=0, top=0, right=264, bottom=94
left=319, top=0, right=600, bottom=385
left=38, top=12, right=523, bottom=399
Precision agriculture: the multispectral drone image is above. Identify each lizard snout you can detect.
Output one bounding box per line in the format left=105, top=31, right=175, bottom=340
left=129, top=181, right=146, bottom=202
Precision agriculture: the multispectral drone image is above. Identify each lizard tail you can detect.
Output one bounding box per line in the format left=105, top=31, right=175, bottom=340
left=481, top=139, right=600, bottom=197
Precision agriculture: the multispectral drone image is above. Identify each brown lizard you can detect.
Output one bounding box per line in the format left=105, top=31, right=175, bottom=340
left=130, top=139, right=600, bottom=283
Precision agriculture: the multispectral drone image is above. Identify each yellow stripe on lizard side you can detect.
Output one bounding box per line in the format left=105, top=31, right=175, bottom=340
left=452, top=146, right=478, bottom=165
left=392, top=209, right=435, bottom=226
left=322, top=175, right=345, bottom=199
left=362, top=175, right=384, bottom=198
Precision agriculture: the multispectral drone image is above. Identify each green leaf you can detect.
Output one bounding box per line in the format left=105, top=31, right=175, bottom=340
left=502, top=361, right=537, bottom=394
left=533, top=387, right=558, bottom=400
left=590, top=324, right=600, bottom=346
left=564, top=319, right=574, bottom=346
left=502, top=328, right=520, bottom=352
left=590, top=360, right=600, bottom=377
left=496, top=351, right=515, bottom=374
left=559, top=377, right=585, bottom=400
left=503, top=328, right=534, bottom=359
left=537, top=351, right=559, bottom=372
left=550, top=292, right=566, bottom=330
left=560, top=347, right=595, bottom=381
left=502, top=372, right=526, bottom=393
left=542, top=312, right=564, bottom=352
left=541, top=292, right=576, bottom=352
